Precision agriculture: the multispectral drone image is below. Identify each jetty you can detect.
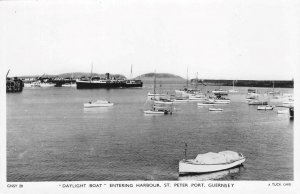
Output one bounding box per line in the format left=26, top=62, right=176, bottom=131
left=6, top=70, right=24, bottom=93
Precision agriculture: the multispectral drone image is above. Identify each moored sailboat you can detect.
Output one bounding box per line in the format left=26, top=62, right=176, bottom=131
left=147, top=71, right=167, bottom=100
left=229, top=80, right=239, bottom=93
left=144, top=100, right=174, bottom=114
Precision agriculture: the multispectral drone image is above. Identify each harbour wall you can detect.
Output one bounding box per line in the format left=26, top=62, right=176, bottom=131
left=191, top=79, right=294, bottom=88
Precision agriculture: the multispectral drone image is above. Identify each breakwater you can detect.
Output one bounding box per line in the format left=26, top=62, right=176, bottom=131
left=191, top=79, right=294, bottom=88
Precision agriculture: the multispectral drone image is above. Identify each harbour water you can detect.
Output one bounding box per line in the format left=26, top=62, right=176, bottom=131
left=6, top=84, right=293, bottom=181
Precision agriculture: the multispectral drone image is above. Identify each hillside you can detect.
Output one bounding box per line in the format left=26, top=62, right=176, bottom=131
left=138, top=73, right=184, bottom=79
left=136, top=73, right=185, bottom=84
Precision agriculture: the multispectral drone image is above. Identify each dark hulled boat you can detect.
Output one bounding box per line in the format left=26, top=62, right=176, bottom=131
left=289, top=107, right=294, bottom=118
left=76, top=73, right=143, bottom=89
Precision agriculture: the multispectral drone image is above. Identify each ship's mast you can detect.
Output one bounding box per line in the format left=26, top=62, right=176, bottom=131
left=130, top=64, right=133, bottom=79
left=154, top=70, right=156, bottom=95
left=186, top=67, right=189, bottom=89
left=6, top=69, right=10, bottom=78
left=90, top=63, right=93, bottom=83
left=233, top=80, right=235, bottom=90
left=195, top=72, right=198, bottom=90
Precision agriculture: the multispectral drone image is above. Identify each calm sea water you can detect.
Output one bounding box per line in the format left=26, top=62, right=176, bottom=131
left=7, top=84, right=293, bottom=181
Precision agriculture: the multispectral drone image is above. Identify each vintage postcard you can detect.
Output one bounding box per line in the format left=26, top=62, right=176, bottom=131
left=1, top=0, right=299, bottom=193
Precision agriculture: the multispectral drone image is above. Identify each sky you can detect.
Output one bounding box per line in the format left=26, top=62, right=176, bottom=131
left=1, top=0, right=299, bottom=80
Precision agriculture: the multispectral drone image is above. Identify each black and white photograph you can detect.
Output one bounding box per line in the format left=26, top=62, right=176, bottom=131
left=1, top=0, right=299, bottom=193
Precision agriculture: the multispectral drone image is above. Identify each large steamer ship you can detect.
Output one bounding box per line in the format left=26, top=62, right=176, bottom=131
left=76, top=73, right=143, bottom=89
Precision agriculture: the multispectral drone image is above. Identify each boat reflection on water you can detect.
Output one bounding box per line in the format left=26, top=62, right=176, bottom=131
left=178, top=165, right=244, bottom=181
left=83, top=107, right=113, bottom=114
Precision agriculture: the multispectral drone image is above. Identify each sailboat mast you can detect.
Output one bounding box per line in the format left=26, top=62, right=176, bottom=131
left=154, top=70, right=156, bottom=95
left=130, top=64, right=133, bottom=79
left=184, top=143, right=188, bottom=159
left=196, top=72, right=199, bottom=90
left=6, top=69, right=10, bottom=78
left=186, top=67, right=189, bottom=89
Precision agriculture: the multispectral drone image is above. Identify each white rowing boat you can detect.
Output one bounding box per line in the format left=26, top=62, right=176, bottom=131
left=179, top=151, right=245, bottom=174
left=277, top=109, right=289, bottom=114
left=209, top=108, right=223, bottom=111
left=257, top=105, right=273, bottom=110
left=84, top=100, right=114, bottom=108
left=197, top=102, right=215, bottom=106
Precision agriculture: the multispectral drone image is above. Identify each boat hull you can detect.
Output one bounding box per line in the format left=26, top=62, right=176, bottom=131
left=189, top=97, right=207, bottom=101
left=197, top=103, right=215, bottom=106
left=257, top=106, right=273, bottom=110
left=179, top=158, right=246, bottom=174
left=214, top=100, right=230, bottom=104
left=174, top=99, right=189, bottom=103
left=248, top=101, right=268, bottom=105
left=147, top=93, right=166, bottom=97
left=76, top=80, right=143, bottom=89
left=212, top=91, right=228, bottom=96
left=144, top=110, right=166, bottom=114
left=84, top=103, right=114, bottom=108
left=277, top=109, right=289, bottom=114
left=209, top=108, right=223, bottom=111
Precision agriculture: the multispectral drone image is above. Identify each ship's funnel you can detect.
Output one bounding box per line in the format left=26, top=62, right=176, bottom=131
left=105, top=73, right=110, bottom=79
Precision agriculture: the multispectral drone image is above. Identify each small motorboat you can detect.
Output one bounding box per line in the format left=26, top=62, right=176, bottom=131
left=247, top=88, right=258, bottom=95
left=213, top=98, right=231, bottom=104
left=147, top=92, right=166, bottom=97
left=179, top=151, right=246, bottom=174
left=144, top=101, right=174, bottom=114
left=144, top=110, right=168, bottom=114
left=29, top=81, right=42, bottom=87
left=197, top=101, right=215, bottom=106
left=211, top=89, right=228, bottom=95
left=174, top=99, right=190, bottom=103
left=62, top=83, right=76, bottom=87
left=40, top=83, right=55, bottom=87
left=229, top=89, right=239, bottom=93
left=245, top=97, right=256, bottom=102
left=277, top=109, right=289, bottom=114
left=84, top=100, right=114, bottom=108
left=257, top=105, right=274, bottom=110
left=248, top=100, right=268, bottom=105
left=289, top=107, right=294, bottom=118
left=209, top=107, right=223, bottom=111
left=189, top=96, right=207, bottom=101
